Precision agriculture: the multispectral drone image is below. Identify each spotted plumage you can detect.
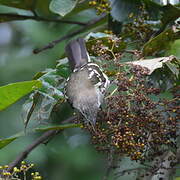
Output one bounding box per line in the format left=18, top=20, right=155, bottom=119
left=64, top=38, right=109, bottom=126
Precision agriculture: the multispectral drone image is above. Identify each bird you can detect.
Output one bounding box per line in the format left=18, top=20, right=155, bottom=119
left=64, top=38, right=109, bottom=127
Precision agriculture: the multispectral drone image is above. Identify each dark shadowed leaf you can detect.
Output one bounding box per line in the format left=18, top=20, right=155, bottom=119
left=161, top=4, right=180, bottom=26
left=0, top=0, right=35, bottom=10
left=35, top=0, right=53, bottom=16
left=110, top=0, right=140, bottom=22
left=165, top=61, right=180, bottom=78
left=110, top=0, right=162, bottom=22
left=142, top=26, right=180, bottom=56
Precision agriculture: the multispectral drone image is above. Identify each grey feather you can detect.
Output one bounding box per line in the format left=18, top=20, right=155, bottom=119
left=65, top=38, right=109, bottom=126
left=65, top=38, right=89, bottom=71
left=65, top=69, right=101, bottom=125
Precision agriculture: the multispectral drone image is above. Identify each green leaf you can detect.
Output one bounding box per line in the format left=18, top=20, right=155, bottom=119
left=38, top=69, right=65, bottom=100
left=110, top=0, right=162, bottom=22
left=35, top=0, right=53, bottom=16
left=56, top=58, right=70, bottom=78
left=0, top=137, right=16, bottom=149
left=108, top=16, right=123, bottom=35
left=168, top=39, right=180, bottom=58
left=0, top=80, right=42, bottom=111
left=158, top=91, right=173, bottom=100
left=0, top=122, right=80, bottom=149
left=22, top=61, right=69, bottom=126
left=161, top=4, right=180, bottom=26
left=165, top=61, right=179, bottom=78
left=86, top=32, right=111, bottom=39
left=63, top=0, right=90, bottom=18
left=33, top=71, right=47, bottom=80
left=142, top=26, right=180, bottom=56
left=35, top=123, right=82, bottom=131
left=0, top=0, right=35, bottom=10
left=50, top=0, right=78, bottom=16
left=110, top=0, right=140, bottom=22
left=0, top=131, right=25, bottom=149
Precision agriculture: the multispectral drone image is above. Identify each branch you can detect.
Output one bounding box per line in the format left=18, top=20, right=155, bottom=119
left=0, top=13, right=86, bottom=26
left=33, top=14, right=107, bottom=54
left=7, top=130, right=57, bottom=172
left=7, top=116, right=77, bottom=172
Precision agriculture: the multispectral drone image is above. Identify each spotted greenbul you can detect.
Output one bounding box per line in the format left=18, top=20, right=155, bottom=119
left=64, top=38, right=109, bottom=126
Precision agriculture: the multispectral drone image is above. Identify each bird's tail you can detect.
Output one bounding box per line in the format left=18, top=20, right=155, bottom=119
left=65, top=38, right=90, bottom=71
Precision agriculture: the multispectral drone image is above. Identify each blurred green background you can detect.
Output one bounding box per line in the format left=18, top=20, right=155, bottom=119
left=0, top=5, right=107, bottom=180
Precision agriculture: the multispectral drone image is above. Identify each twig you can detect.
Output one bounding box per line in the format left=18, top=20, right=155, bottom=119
left=7, top=130, right=57, bottom=172
left=7, top=116, right=77, bottom=172
left=33, top=14, right=107, bottom=54
left=0, top=13, right=86, bottom=26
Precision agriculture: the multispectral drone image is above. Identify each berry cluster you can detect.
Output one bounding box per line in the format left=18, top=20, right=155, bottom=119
left=83, top=64, right=178, bottom=161
left=122, top=6, right=154, bottom=46
left=0, top=161, right=42, bottom=180
left=89, top=0, right=111, bottom=14
left=87, top=36, right=125, bottom=61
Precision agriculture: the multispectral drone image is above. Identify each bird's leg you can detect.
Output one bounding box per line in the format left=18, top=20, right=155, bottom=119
left=89, top=121, right=98, bottom=134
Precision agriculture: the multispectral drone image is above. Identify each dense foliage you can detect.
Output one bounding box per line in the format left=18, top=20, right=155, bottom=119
left=0, top=0, right=179, bottom=179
